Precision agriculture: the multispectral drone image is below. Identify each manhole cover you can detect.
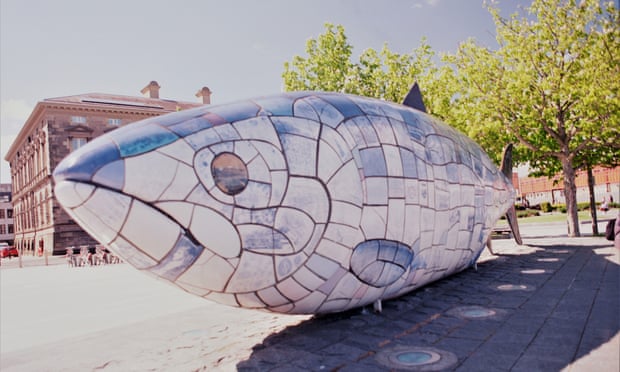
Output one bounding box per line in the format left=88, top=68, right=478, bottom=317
left=495, top=284, right=531, bottom=291
left=537, top=258, right=560, bottom=262
left=376, top=346, right=457, bottom=371
left=521, top=269, right=546, bottom=274
left=447, top=305, right=504, bottom=320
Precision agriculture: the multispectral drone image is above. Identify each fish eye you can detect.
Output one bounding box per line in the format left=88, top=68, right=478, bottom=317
left=211, top=153, right=249, bottom=195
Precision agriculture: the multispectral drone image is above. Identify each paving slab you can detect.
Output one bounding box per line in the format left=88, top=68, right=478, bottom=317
left=1, top=220, right=618, bottom=371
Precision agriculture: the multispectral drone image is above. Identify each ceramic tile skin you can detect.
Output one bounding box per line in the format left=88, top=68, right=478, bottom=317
left=53, top=92, right=515, bottom=314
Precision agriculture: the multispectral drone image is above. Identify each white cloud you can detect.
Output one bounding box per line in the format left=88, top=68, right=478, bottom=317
left=412, top=0, right=441, bottom=8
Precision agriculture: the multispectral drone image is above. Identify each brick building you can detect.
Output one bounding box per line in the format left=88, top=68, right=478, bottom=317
left=4, top=82, right=210, bottom=255
left=516, top=166, right=619, bottom=206
left=0, top=184, right=14, bottom=245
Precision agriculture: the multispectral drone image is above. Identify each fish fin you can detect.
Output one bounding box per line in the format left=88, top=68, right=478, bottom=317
left=500, top=144, right=523, bottom=245
left=402, top=82, right=427, bottom=113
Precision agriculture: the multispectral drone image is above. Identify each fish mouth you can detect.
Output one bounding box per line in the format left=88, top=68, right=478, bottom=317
left=54, top=179, right=204, bottom=282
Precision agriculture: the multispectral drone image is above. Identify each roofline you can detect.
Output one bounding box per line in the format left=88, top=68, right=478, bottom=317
left=3, top=98, right=200, bottom=162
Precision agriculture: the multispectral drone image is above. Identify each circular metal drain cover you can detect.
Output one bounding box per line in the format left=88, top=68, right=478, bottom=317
left=537, top=257, right=560, bottom=262
left=447, top=305, right=504, bottom=320
left=495, top=283, right=532, bottom=291
left=521, top=268, right=546, bottom=274
left=376, top=346, right=457, bottom=371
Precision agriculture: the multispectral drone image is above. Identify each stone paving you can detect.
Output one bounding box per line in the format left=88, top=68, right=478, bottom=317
left=1, top=220, right=618, bottom=371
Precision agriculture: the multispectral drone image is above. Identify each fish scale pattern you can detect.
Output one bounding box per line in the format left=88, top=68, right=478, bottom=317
left=53, top=91, right=515, bottom=314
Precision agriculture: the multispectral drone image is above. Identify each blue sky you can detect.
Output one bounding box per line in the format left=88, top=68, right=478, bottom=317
left=1, top=0, right=537, bottom=183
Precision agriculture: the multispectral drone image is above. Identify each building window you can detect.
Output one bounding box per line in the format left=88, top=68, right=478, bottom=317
left=108, top=118, right=122, bottom=126
left=71, top=116, right=87, bottom=124
left=70, top=138, right=88, bottom=151
left=0, top=225, right=5, bottom=235
left=8, top=224, right=13, bottom=234
left=0, top=209, right=4, bottom=219
left=6, top=209, right=12, bottom=218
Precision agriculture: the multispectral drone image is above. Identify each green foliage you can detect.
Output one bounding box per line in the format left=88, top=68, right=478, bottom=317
left=442, top=0, right=619, bottom=236
left=518, top=209, right=541, bottom=218
left=540, top=201, right=554, bottom=213
left=282, top=23, right=449, bottom=116
left=281, top=2, right=619, bottom=237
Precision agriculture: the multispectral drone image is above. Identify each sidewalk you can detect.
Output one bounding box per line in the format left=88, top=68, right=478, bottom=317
left=1, top=221, right=618, bottom=371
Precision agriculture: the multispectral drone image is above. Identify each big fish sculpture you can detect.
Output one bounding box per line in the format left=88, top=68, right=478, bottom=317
left=54, top=86, right=520, bottom=314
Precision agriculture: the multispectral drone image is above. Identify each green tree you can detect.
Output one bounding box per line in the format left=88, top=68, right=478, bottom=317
left=445, top=0, right=620, bottom=237
left=282, top=24, right=353, bottom=92
left=282, top=23, right=441, bottom=112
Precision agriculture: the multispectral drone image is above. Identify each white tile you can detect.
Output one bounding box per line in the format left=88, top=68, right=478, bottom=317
left=155, top=201, right=194, bottom=228
left=277, top=277, right=311, bottom=301
left=190, top=206, right=240, bottom=258
left=123, top=152, right=177, bottom=202
left=291, top=291, right=326, bottom=314
left=292, top=265, right=323, bottom=291
left=233, top=116, right=281, bottom=149
left=157, top=139, right=196, bottom=165
left=293, top=99, right=320, bottom=122
left=226, top=251, right=274, bottom=292
left=383, top=145, right=403, bottom=177
left=108, top=236, right=157, bottom=269
left=388, top=178, right=405, bottom=198
left=372, top=115, right=396, bottom=145
left=315, top=239, right=352, bottom=267
left=360, top=206, right=388, bottom=240
left=364, top=177, right=388, bottom=205
left=304, top=96, right=344, bottom=127
left=257, top=287, right=289, bottom=307
left=275, top=251, right=308, bottom=280
left=238, top=224, right=292, bottom=253
left=236, top=292, right=267, bottom=309
left=269, top=170, right=288, bottom=206
left=121, top=200, right=181, bottom=260
left=330, top=200, right=362, bottom=226
left=272, top=116, right=320, bottom=139
left=213, top=123, right=241, bottom=141
left=274, top=207, right=314, bottom=252
left=327, top=160, right=363, bottom=206
left=233, top=140, right=258, bottom=162
left=387, top=198, right=406, bottom=242
left=323, top=223, right=363, bottom=250
left=176, top=249, right=234, bottom=292
left=159, top=162, right=199, bottom=201
left=282, top=177, right=329, bottom=223
left=252, top=141, right=286, bottom=170
left=318, top=139, right=344, bottom=182
left=403, top=204, right=421, bottom=247
left=280, top=134, right=316, bottom=177
left=320, top=125, right=353, bottom=163
left=193, top=149, right=215, bottom=190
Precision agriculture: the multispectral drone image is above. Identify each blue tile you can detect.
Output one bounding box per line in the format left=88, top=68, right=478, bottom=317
left=320, top=94, right=364, bottom=120
left=360, top=147, right=387, bottom=177
left=208, top=101, right=260, bottom=123
left=149, top=235, right=203, bottom=281
left=253, top=96, right=294, bottom=116
left=113, top=124, right=179, bottom=157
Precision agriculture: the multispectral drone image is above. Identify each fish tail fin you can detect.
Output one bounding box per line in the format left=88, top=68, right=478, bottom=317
left=500, top=144, right=523, bottom=245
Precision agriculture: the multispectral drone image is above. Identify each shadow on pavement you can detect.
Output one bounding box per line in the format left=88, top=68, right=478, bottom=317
left=237, top=240, right=619, bottom=371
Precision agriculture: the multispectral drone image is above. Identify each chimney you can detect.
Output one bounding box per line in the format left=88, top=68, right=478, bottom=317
left=195, top=86, right=212, bottom=105
left=141, top=81, right=161, bottom=99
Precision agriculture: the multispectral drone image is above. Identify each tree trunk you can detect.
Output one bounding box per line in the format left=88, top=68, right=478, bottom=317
left=561, top=158, right=580, bottom=237
left=587, top=164, right=599, bottom=235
